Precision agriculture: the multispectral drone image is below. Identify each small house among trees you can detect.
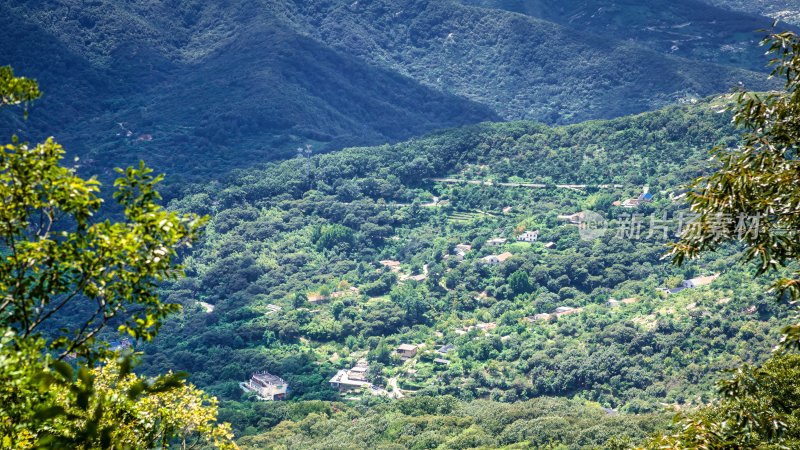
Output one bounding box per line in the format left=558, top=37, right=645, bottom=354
left=683, top=273, right=720, bottom=288
left=330, top=361, right=372, bottom=391
left=437, top=344, right=455, bottom=354
left=240, top=371, right=289, bottom=400
left=482, top=252, right=513, bottom=265
left=661, top=273, right=721, bottom=294
left=396, top=344, right=418, bottom=359
left=516, top=230, right=539, bottom=242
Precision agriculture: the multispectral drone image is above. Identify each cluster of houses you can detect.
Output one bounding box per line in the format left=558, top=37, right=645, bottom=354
left=526, top=300, right=637, bottom=323
left=435, top=344, right=454, bottom=365
left=378, top=260, right=428, bottom=282
left=329, top=347, right=454, bottom=397
left=245, top=342, right=461, bottom=401
left=526, top=273, right=721, bottom=323
left=247, top=195, right=724, bottom=402
left=394, top=342, right=453, bottom=365
left=240, top=371, right=289, bottom=401
left=446, top=227, right=548, bottom=267
left=395, top=342, right=454, bottom=367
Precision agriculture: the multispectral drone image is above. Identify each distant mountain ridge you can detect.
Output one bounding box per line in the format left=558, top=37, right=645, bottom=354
left=699, top=0, right=800, bottom=26
left=461, top=0, right=783, bottom=71
left=0, top=0, right=783, bottom=181
left=285, top=0, right=774, bottom=122
left=1, top=2, right=496, bottom=183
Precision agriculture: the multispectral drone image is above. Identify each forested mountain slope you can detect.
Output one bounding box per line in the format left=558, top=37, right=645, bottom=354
left=1, top=0, right=778, bottom=182
left=0, top=1, right=495, bottom=181
left=280, top=0, right=773, bottom=123
left=700, top=0, right=800, bottom=26
left=138, top=99, right=791, bottom=447
left=461, top=0, right=784, bottom=70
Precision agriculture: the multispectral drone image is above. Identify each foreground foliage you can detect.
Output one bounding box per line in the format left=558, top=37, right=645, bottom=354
left=0, top=332, right=235, bottom=449
left=0, top=66, right=234, bottom=448
left=236, top=395, right=667, bottom=450
left=643, top=355, right=800, bottom=449
left=644, top=30, right=800, bottom=448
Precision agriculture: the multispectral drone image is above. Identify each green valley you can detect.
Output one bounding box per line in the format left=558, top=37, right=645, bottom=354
left=3, top=2, right=800, bottom=449
left=134, top=99, right=790, bottom=447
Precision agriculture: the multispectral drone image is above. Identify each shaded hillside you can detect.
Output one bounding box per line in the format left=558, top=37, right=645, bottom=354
left=461, top=0, right=784, bottom=71
left=50, top=24, right=498, bottom=184
left=1, top=0, right=779, bottom=182
left=0, top=2, right=496, bottom=182
left=282, top=0, right=773, bottom=123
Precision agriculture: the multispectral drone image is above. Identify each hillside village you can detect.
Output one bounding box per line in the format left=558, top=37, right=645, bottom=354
left=118, top=85, right=794, bottom=448
left=6, top=1, right=800, bottom=448
left=237, top=183, right=733, bottom=401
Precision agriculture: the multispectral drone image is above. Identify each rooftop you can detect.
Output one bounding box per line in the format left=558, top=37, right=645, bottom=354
left=437, top=344, right=455, bottom=354
left=329, top=369, right=371, bottom=388
left=557, top=212, right=585, bottom=223
left=527, top=313, right=552, bottom=321
left=687, top=273, right=720, bottom=286
left=251, top=371, right=286, bottom=386
left=496, top=252, right=513, bottom=262
left=486, top=237, right=508, bottom=244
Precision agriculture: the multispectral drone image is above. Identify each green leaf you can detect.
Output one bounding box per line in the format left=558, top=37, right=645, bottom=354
left=51, top=360, right=73, bottom=381
left=33, top=405, right=66, bottom=420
